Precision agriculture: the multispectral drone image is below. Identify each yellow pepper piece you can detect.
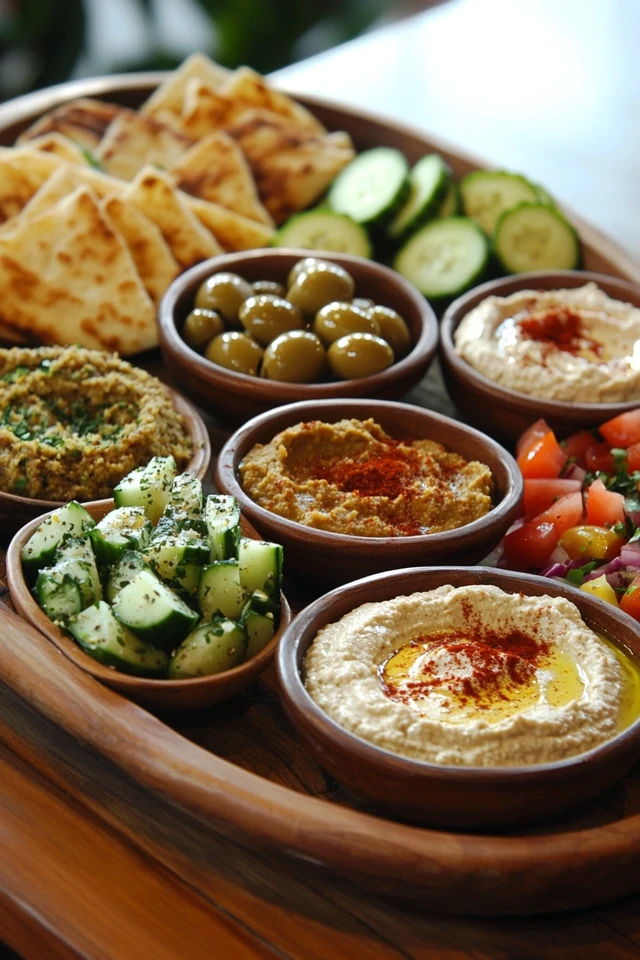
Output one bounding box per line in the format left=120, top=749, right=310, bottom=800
left=580, top=575, right=619, bottom=606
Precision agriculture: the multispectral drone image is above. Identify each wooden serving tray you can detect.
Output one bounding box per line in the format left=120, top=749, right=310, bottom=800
left=1, top=76, right=640, bottom=917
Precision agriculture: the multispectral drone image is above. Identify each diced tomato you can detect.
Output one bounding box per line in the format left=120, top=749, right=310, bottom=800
left=620, top=576, right=640, bottom=622
left=516, top=418, right=551, bottom=459
left=563, top=430, right=596, bottom=469
left=599, top=409, right=640, bottom=448
left=627, top=440, right=640, bottom=473
left=502, top=520, right=559, bottom=569
left=536, top=491, right=584, bottom=536
left=584, top=441, right=615, bottom=474
left=586, top=477, right=625, bottom=527
left=517, top=429, right=567, bottom=479
left=524, top=479, right=582, bottom=520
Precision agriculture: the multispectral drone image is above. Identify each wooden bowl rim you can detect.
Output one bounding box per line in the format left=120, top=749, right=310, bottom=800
left=440, top=270, right=640, bottom=417
left=6, top=499, right=291, bottom=695
left=216, top=398, right=523, bottom=550
left=276, top=565, right=640, bottom=780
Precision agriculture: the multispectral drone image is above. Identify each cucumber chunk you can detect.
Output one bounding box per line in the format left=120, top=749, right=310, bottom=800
left=163, top=473, right=204, bottom=529
left=240, top=592, right=278, bottom=659
left=243, top=588, right=280, bottom=617
left=168, top=618, right=248, bottom=679
left=271, top=210, right=372, bottom=257
left=437, top=181, right=461, bottom=218
left=89, top=507, right=152, bottom=565
left=238, top=538, right=283, bottom=600
left=388, top=154, right=450, bottom=241
left=36, top=558, right=102, bottom=621
left=199, top=560, right=246, bottom=621
left=493, top=202, right=580, bottom=273
left=106, top=550, right=151, bottom=604
left=205, top=495, right=241, bottom=561
left=393, top=217, right=489, bottom=300
left=112, top=569, right=198, bottom=651
left=54, top=535, right=95, bottom=566
left=460, top=170, right=539, bottom=235
left=21, top=501, right=95, bottom=582
left=327, top=147, right=409, bottom=227
left=145, top=529, right=210, bottom=581
left=68, top=601, right=168, bottom=678
left=113, top=456, right=176, bottom=524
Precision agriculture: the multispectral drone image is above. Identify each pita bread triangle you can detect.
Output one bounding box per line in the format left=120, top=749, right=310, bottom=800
left=0, top=186, right=157, bottom=355
left=221, top=66, right=325, bottom=135
left=96, top=109, right=194, bottom=180
left=141, top=53, right=230, bottom=118
left=26, top=133, right=89, bottom=165
left=183, top=193, right=275, bottom=251
left=17, top=98, right=122, bottom=150
left=0, top=148, right=65, bottom=223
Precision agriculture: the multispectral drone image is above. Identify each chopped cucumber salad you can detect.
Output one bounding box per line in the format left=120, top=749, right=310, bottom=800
left=22, top=457, right=284, bottom=681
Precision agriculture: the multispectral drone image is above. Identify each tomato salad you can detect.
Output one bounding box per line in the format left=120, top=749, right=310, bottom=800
left=501, top=409, right=640, bottom=620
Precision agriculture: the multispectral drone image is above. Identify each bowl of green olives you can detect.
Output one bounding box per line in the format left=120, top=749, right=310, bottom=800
left=158, top=249, right=439, bottom=423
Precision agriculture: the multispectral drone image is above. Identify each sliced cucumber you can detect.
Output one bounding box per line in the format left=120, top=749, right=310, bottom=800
left=89, top=507, right=152, bottom=565
left=112, top=569, right=198, bottom=651
left=106, top=550, right=151, bottom=604
left=145, top=528, right=210, bottom=581
left=459, top=170, right=539, bottom=235
left=113, top=456, right=177, bottom=524
left=271, top=210, right=372, bottom=258
left=36, top=558, right=101, bottom=621
left=21, top=501, right=95, bottom=582
left=388, top=154, right=450, bottom=241
left=393, top=217, right=489, bottom=300
left=493, top=202, right=580, bottom=273
left=199, top=560, right=246, bottom=621
left=242, top=588, right=280, bottom=617
left=205, top=495, right=241, bottom=561
left=241, top=609, right=276, bottom=660
left=55, top=534, right=95, bottom=566
left=163, top=473, right=203, bottom=529
left=168, top=618, right=248, bottom=679
left=238, top=538, right=283, bottom=600
left=437, top=181, right=461, bottom=218
left=68, top=601, right=168, bottom=678
left=327, top=147, right=409, bottom=227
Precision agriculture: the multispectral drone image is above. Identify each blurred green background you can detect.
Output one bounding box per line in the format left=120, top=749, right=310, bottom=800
left=0, top=0, right=408, bottom=100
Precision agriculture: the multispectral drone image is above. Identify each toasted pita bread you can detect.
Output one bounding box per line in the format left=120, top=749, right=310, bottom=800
left=26, top=133, right=89, bottom=165
left=0, top=148, right=65, bottom=223
left=124, top=167, right=221, bottom=268
left=175, top=80, right=239, bottom=140
left=221, top=67, right=325, bottom=135
left=0, top=187, right=156, bottom=354
left=101, top=193, right=180, bottom=306
left=183, top=193, right=274, bottom=251
left=96, top=109, right=193, bottom=180
left=17, top=98, right=122, bottom=151
left=171, top=131, right=272, bottom=225
left=225, top=109, right=355, bottom=224
left=141, top=53, right=230, bottom=118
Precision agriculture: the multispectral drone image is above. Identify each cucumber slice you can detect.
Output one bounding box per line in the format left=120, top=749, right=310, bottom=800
left=241, top=609, right=276, bottom=660
left=106, top=550, right=151, bottom=604
left=168, top=618, right=248, bottom=679
left=460, top=170, right=539, bottom=235
left=36, top=558, right=101, bottom=621
left=112, top=569, right=198, bottom=651
left=54, top=534, right=95, bottom=566
left=89, top=507, right=152, bottom=565
left=21, top=501, right=95, bottom=582
left=205, top=495, right=241, bottom=561
left=199, top=560, right=246, bottom=621
left=238, top=538, right=283, bottom=600
left=68, top=601, right=168, bottom=678
left=393, top=217, right=489, bottom=300
left=271, top=210, right=372, bottom=258
left=145, top=529, right=210, bottom=581
left=163, top=473, right=204, bottom=529
left=388, top=154, right=450, bottom=241
left=242, top=588, right=280, bottom=617
left=113, top=456, right=177, bottom=524
left=327, top=147, right=409, bottom=227
left=494, top=202, right=580, bottom=273
left=437, top=181, right=461, bottom=218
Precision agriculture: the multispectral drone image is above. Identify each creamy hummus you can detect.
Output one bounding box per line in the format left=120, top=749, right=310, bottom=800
left=304, top=584, right=640, bottom=767
left=239, top=418, right=493, bottom=538
left=454, top=283, right=640, bottom=402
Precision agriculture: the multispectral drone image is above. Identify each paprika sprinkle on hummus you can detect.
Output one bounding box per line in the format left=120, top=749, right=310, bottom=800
left=239, top=418, right=493, bottom=537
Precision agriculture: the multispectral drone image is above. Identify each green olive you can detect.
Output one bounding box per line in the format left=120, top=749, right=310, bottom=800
left=182, top=309, right=225, bottom=351
left=286, top=257, right=330, bottom=289
left=194, top=272, right=253, bottom=325
left=367, top=305, right=412, bottom=358
left=313, top=301, right=380, bottom=346
left=204, top=331, right=263, bottom=376
left=238, top=294, right=304, bottom=346
left=351, top=297, right=375, bottom=311
left=261, top=330, right=326, bottom=383
left=252, top=279, right=286, bottom=297
left=287, top=262, right=355, bottom=315
left=327, top=333, right=394, bottom=380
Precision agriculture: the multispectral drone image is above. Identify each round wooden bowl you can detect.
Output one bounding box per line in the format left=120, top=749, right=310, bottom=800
left=158, top=249, right=438, bottom=424
left=0, top=386, right=211, bottom=539
left=215, top=398, right=523, bottom=588
left=440, top=270, right=640, bottom=446
left=6, top=500, right=291, bottom=712
left=277, top=565, right=640, bottom=829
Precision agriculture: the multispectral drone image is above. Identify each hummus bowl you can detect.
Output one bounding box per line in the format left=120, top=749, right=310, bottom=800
left=440, top=270, right=640, bottom=445
left=215, top=398, right=522, bottom=587
left=276, top=565, right=640, bottom=829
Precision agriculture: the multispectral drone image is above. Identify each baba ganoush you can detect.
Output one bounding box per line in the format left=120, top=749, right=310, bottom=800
left=239, top=417, right=493, bottom=537
left=0, top=345, right=193, bottom=501
left=304, top=584, right=640, bottom=767
left=454, top=282, right=640, bottom=403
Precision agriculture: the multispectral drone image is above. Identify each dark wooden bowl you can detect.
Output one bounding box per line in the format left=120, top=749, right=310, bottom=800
left=6, top=500, right=291, bottom=712
left=277, top=565, right=640, bottom=829
left=0, top=385, right=211, bottom=539
left=158, top=249, right=438, bottom=424
left=215, top=398, right=523, bottom=588
left=440, top=270, right=640, bottom=446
